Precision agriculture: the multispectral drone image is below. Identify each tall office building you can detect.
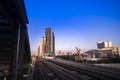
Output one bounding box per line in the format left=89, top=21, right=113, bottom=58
left=97, top=41, right=112, bottom=49
left=38, top=37, right=46, bottom=57
left=38, top=28, right=55, bottom=58
left=46, top=28, right=55, bottom=56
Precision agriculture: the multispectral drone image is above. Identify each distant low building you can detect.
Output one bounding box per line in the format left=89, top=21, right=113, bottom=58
left=118, top=47, right=120, bottom=57
left=96, top=41, right=120, bottom=60
left=98, top=47, right=120, bottom=60
left=85, top=49, right=101, bottom=61
left=85, top=46, right=120, bottom=61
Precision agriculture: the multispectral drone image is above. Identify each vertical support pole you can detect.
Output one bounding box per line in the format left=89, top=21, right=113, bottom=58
left=10, top=20, right=20, bottom=80
left=28, top=63, right=32, bottom=80
left=16, top=24, right=26, bottom=80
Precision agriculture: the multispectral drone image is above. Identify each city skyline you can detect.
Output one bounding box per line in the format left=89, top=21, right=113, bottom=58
left=24, top=0, right=120, bottom=52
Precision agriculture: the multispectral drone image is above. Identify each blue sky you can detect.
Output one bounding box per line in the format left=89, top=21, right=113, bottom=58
left=24, top=0, right=120, bottom=52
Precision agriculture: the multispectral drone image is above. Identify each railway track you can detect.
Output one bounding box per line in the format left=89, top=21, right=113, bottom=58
left=41, top=59, right=94, bottom=80
left=39, top=59, right=67, bottom=80
left=34, top=58, right=96, bottom=80
left=47, top=59, right=120, bottom=80
left=32, top=58, right=120, bottom=80
left=40, top=60, right=77, bottom=80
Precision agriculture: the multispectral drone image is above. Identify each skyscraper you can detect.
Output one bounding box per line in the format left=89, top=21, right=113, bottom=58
left=46, top=28, right=55, bottom=56
left=38, top=37, right=46, bottom=57
left=38, top=28, right=55, bottom=58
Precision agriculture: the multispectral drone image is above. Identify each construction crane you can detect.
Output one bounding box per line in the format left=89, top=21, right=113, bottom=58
left=75, top=47, right=83, bottom=61
left=75, top=47, right=80, bottom=54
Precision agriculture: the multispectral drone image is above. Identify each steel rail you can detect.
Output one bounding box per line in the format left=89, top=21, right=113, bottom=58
left=47, top=59, right=120, bottom=80
left=41, top=60, right=79, bottom=80
left=41, top=59, right=75, bottom=80
left=38, top=59, right=63, bottom=80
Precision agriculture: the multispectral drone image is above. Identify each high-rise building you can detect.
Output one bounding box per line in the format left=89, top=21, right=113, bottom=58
left=38, top=28, right=55, bottom=58
left=46, top=28, right=51, bottom=53
left=97, top=41, right=112, bottom=49
left=38, top=37, right=46, bottom=57
left=46, top=28, right=55, bottom=56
